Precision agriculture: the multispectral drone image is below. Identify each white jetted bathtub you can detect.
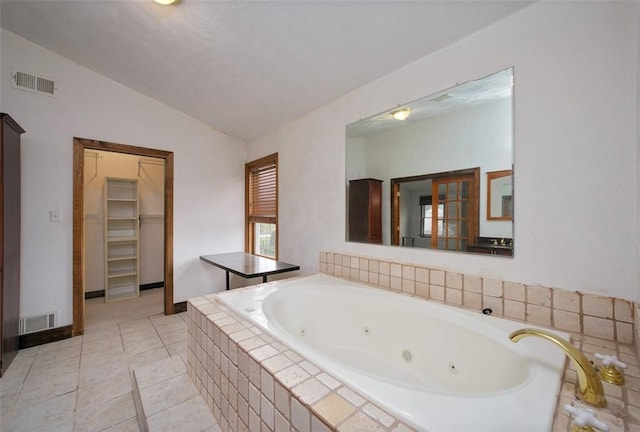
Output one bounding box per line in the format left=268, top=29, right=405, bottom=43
left=216, top=273, right=567, bottom=431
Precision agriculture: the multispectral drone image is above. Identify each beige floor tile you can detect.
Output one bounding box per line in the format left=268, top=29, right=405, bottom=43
left=4, top=390, right=76, bottom=432
left=127, top=345, right=171, bottom=372
left=79, top=354, right=129, bottom=387
left=76, top=371, right=132, bottom=410
left=132, top=354, right=185, bottom=389
left=139, top=373, right=198, bottom=416
left=146, top=395, right=216, bottom=432
left=74, top=391, right=137, bottom=432
left=123, top=334, right=164, bottom=356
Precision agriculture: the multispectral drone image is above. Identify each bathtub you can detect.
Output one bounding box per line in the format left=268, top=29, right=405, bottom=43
left=216, top=273, right=567, bottom=431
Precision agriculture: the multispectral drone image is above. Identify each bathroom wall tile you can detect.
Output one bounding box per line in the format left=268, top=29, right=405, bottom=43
left=504, top=300, right=525, bottom=321
left=368, top=272, right=379, bottom=286
left=311, top=415, right=332, bottom=432
left=261, top=394, right=275, bottom=430
left=292, top=378, right=330, bottom=405
left=312, top=393, right=355, bottom=427
left=275, top=410, right=291, bottom=432
left=617, top=322, right=634, bottom=344
left=482, top=296, right=503, bottom=316
left=359, top=270, right=368, bottom=283
left=402, top=266, right=415, bottom=281
left=401, top=279, right=415, bottom=295
left=615, top=299, right=634, bottom=323
left=261, top=369, right=275, bottom=402
left=332, top=254, right=341, bottom=266
left=379, top=262, right=390, bottom=276
left=275, top=365, right=310, bottom=388
left=262, top=354, right=294, bottom=375
left=350, top=256, right=359, bottom=269
left=249, top=383, right=260, bottom=413
left=362, top=403, right=394, bottom=427
left=463, top=291, right=482, bottom=310
left=333, top=266, right=342, bottom=277
left=583, top=294, right=613, bottom=319
left=583, top=316, right=615, bottom=340
left=320, top=263, right=327, bottom=273
left=369, top=260, right=379, bottom=274
left=389, top=263, right=402, bottom=278
left=290, top=398, right=310, bottom=432
left=527, top=304, right=551, bottom=326
left=430, top=284, right=445, bottom=301
left=319, top=252, right=326, bottom=263
left=274, top=381, right=290, bottom=419
left=430, top=270, right=445, bottom=286
left=249, top=407, right=261, bottom=432
left=446, top=272, right=462, bottom=289
left=340, top=412, right=385, bottom=432
left=336, top=387, right=366, bottom=407
left=350, top=268, right=359, bottom=280
left=503, top=281, right=525, bottom=301
left=378, top=275, right=390, bottom=289
left=554, top=290, right=580, bottom=313
left=553, top=310, right=581, bottom=333
left=316, top=373, right=340, bottom=391
left=359, top=258, right=369, bottom=272
left=390, top=277, right=402, bottom=291
left=326, top=264, right=334, bottom=274
left=464, top=274, right=482, bottom=294
left=483, top=278, right=502, bottom=298
left=415, top=282, right=429, bottom=299
left=445, top=288, right=462, bottom=306
left=415, top=267, right=428, bottom=284
left=526, top=285, right=552, bottom=307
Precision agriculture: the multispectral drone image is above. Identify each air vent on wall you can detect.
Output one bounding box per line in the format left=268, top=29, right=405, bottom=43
left=11, top=68, right=58, bottom=97
left=19, top=312, right=57, bottom=335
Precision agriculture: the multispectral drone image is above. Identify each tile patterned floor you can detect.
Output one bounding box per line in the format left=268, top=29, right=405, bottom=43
left=0, top=289, right=197, bottom=432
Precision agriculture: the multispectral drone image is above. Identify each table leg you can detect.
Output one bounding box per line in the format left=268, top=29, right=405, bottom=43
left=262, top=275, right=268, bottom=283
left=226, top=271, right=230, bottom=290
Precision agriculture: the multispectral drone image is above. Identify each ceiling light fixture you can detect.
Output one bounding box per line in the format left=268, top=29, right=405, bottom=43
left=391, top=107, right=411, bottom=121
left=154, top=0, right=181, bottom=5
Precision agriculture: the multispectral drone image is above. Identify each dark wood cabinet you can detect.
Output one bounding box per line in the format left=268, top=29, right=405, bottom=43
left=348, top=178, right=383, bottom=243
left=466, top=244, right=513, bottom=257
left=1, top=114, right=24, bottom=377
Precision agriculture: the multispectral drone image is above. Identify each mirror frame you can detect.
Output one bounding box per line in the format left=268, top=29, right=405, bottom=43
left=486, top=169, right=513, bottom=221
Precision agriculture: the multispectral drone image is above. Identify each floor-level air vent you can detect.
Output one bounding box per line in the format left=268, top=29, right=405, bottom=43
left=11, top=68, right=58, bottom=97
left=19, top=312, right=57, bottom=335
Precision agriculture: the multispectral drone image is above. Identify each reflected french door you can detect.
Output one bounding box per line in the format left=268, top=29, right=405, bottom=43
left=431, top=174, right=477, bottom=251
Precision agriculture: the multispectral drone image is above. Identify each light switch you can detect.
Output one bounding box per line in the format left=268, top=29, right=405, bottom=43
left=49, top=209, right=60, bottom=223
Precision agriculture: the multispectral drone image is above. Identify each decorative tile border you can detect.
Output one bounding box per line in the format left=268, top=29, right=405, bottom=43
left=319, top=252, right=635, bottom=344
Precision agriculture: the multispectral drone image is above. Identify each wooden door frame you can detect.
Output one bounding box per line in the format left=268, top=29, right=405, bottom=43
left=390, top=168, right=480, bottom=248
left=72, top=137, right=174, bottom=336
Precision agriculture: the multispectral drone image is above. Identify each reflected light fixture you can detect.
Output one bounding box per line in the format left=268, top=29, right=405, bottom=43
left=391, top=107, right=411, bottom=121
left=154, top=0, right=181, bottom=4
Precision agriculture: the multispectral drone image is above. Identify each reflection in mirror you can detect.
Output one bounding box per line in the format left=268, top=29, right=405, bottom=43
left=346, top=68, right=514, bottom=256
left=487, top=170, right=513, bottom=220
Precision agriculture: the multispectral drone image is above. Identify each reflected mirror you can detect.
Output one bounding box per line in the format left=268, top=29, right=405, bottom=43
left=346, top=68, right=514, bottom=256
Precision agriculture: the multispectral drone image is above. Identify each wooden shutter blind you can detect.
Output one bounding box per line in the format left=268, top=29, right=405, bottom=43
left=248, top=157, right=277, bottom=224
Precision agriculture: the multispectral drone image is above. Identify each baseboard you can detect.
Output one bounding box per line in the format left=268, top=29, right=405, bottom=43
left=19, top=325, right=73, bottom=349
left=20, top=298, right=183, bottom=349
left=84, top=282, right=164, bottom=300
left=140, top=281, right=164, bottom=290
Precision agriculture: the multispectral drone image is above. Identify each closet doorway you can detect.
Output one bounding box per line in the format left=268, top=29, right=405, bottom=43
left=72, top=138, right=174, bottom=336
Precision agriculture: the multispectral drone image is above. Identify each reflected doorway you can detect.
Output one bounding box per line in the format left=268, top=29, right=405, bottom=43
left=391, top=168, right=479, bottom=251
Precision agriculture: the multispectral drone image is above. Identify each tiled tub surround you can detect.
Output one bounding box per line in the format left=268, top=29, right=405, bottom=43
left=187, top=281, right=640, bottom=432
left=187, top=252, right=640, bottom=431
left=319, top=252, right=635, bottom=345
left=210, top=274, right=568, bottom=431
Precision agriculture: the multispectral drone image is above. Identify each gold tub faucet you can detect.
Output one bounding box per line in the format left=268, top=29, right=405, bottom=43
left=509, top=328, right=606, bottom=408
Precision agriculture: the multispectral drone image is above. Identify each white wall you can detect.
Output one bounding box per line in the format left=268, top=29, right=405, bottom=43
left=248, top=2, right=640, bottom=301
left=1, top=29, right=247, bottom=326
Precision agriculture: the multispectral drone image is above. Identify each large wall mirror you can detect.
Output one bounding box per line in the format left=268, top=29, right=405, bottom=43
left=345, top=68, right=514, bottom=257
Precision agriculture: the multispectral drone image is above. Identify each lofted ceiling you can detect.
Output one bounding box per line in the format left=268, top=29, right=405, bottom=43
left=0, top=1, right=532, bottom=142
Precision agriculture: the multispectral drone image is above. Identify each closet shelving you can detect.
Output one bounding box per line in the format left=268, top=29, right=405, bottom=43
left=104, top=178, right=139, bottom=302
